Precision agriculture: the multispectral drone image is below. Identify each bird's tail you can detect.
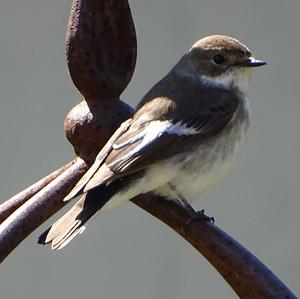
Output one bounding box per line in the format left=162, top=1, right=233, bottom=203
left=38, top=181, right=122, bottom=250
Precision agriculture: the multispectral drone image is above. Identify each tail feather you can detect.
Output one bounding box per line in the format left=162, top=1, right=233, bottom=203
left=38, top=182, right=122, bottom=250
left=38, top=193, right=96, bottom=250
left=50, top=221, right=85, bottom=250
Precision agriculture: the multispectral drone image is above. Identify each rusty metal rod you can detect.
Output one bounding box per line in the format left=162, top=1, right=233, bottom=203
left=0, top=160, right=74, bottom=224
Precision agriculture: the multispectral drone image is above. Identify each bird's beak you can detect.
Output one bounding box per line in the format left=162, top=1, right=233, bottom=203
left=240, top=57, right=267, bottom=67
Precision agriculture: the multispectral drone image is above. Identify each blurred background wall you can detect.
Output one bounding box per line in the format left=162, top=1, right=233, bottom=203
left=1, top=0, right=299, bottom=298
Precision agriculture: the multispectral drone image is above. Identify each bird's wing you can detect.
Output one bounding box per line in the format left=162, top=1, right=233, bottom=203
left=82, top=95, right=240, bottom=193
left=64, top=119, right=132, bottom=201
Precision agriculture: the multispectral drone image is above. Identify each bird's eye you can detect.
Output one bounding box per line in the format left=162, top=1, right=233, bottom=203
left=213, top=54, right=226, bottom=65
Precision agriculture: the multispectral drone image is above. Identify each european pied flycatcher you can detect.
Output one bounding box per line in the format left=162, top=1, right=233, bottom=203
left=39, top=35, right=266, bottom=250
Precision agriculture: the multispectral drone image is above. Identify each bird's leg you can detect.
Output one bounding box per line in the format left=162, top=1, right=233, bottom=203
left=168, top=183, right=194, bottom=211
left=168, top=183, right=215, bottom=234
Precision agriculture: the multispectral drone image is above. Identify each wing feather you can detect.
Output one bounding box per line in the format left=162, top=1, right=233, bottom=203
left=63, top=119, right=132, bottom=201
left=105, top=97, right=239, bottom=174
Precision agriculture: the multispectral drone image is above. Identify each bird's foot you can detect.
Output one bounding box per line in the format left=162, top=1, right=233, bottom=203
left=181, top=209, right=214, bottom=234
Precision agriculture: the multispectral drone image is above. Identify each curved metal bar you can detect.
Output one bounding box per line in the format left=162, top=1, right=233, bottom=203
left=133, top=194, right=298, bottom=299
left=0, top=160, right=74, bottom=224
left=0, top=158, right=87, bottom=262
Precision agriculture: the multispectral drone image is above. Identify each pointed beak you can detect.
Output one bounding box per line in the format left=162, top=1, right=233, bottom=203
left=241, top=57, right=267, bottom=67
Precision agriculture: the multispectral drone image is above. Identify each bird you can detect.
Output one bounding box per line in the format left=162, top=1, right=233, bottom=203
left=38, top=35, right=266, bottom=250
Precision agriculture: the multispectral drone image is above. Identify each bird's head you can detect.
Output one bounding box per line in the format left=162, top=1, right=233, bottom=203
left=185, top=35, right=266, bottom=93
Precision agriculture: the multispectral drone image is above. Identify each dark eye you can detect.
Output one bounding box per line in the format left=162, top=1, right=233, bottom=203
left=213, top=54, right=226, bottom=65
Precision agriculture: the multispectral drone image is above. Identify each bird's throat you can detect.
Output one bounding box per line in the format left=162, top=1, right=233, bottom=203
left=198, top=68, right=252, bottom=94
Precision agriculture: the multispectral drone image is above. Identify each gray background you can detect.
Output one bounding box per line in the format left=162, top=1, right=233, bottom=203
left=1, top=0, right=299, bottom=298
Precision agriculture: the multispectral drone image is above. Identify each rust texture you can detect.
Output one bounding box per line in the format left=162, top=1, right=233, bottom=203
left=0, top=160, right=73, bottom=224
left=0, top=161, right=73, bottom=224
left=133, top=195, right=297, bottom=299
left=66, top=0, right=137, bottom=99
left=0, top=158, right=87, bottom=261
left=64, top=0, right=135, bottom=162
left=0, top=0, right=297, bottom=298
left=64, top=99, right=133, bottom=162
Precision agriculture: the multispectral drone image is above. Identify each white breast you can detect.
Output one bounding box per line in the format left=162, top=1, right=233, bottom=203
left=171, top=130, right=246, bottom=202
left=154, top=110, right=249, bottom=202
